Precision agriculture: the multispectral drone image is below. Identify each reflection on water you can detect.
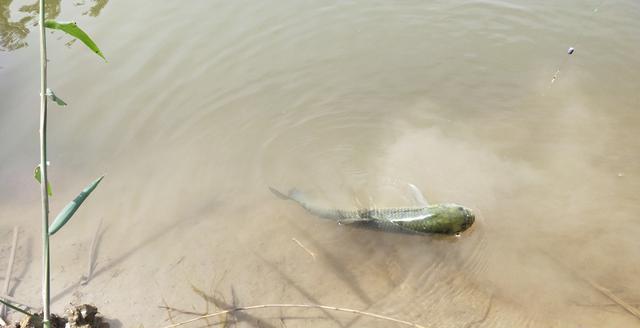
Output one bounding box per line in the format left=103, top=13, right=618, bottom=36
left=1, top=0, right=639, bottom=327
left=0, top=0, right=109, bottom=51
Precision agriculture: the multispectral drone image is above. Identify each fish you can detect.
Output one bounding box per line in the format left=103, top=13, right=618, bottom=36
left=269, top=184, right=475, bottom=235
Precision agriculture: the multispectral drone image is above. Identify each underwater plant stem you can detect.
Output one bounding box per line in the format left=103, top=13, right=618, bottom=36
left=160, top=303, right=428, bottom=328
left=38, top=0, right=51, bottom=327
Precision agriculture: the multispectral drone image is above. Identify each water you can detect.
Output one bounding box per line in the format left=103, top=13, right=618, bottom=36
left=1, top=0, right=640, bottom=327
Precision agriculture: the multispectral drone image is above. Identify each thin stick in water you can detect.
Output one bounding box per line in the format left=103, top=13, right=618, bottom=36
left=291, top=238, right=316, bottom=260
left=0, top=297, right=33, bottom=317
left=81, top=218, right=102, bottom=286
left=160, top=303, right=428, bottom=328
left=543, top=251, right=640, bottom=321
left=1, top=227, right=19, bottom=319
left=229, top=286, right=238, bottom=327
left=0, top=295, right=36, bottom=311
left=161, top=296, right=175, bottom=325
left=585, top=279, right=640, bottom=320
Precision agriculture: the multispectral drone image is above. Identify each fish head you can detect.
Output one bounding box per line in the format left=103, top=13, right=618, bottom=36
left=431, top=204, right=475, bottom=235
left=459, top=206, right=475, bottom=233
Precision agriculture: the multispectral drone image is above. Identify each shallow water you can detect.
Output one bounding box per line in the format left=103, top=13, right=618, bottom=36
left=1, top=0, right=640, bottom=327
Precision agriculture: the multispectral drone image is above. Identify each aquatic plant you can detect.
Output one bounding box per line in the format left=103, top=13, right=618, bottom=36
left=0, top=1, right=106, bottom=327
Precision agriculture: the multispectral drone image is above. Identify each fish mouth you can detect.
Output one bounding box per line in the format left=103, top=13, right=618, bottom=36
left=461, top=208, right=475, bottom=231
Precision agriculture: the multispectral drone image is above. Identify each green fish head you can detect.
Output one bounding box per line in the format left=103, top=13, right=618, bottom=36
left=459, top=206, right=475, bottom=233
left=430, top=204, right=475, bottom=235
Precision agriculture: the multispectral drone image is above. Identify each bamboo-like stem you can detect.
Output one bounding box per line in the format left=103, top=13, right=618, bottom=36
left=160, top=303, right=428, bottom=328
left=38, top=0, right=51, bottom=327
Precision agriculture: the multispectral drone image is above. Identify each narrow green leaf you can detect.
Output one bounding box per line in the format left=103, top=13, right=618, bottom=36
left=49, top=176, right=104, bottom=236
left=0, top=297, right=34, bottom=317
left=34, top=165, right=53, bottom=196
left=45, top=88, right=67, bottom=106
left=44, top=20, right=106, bottom=61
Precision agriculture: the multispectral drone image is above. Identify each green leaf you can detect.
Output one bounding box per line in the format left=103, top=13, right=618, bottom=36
left=44, top=20, right=106, bottom=61
left=45, top=88, right=67, bottom=106
left=0, top=296, right=34, bottom=317
left=34, top=165, right=53, bottom=196
left=49, top=176, right=103, bottom=236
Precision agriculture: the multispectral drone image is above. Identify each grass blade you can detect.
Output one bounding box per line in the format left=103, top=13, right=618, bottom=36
left=44, top=20, right=106, bottom=61
left=34, top=165, right=53, bottom=196
left=49, top=176, right=103, bottom=236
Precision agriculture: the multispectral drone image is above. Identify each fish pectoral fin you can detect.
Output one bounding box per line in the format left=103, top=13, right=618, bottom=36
left=407, top=183, right=429, bottom=206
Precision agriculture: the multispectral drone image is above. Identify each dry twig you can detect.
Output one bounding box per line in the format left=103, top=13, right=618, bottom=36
left=160, top=303, right=428, bottom=328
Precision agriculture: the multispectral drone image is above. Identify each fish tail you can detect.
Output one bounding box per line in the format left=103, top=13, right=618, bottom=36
left=269, top=186, right=290, bottom=200
left=288, top=188, right=304, bottom=202
left=269, top=186, right=305, bottom=200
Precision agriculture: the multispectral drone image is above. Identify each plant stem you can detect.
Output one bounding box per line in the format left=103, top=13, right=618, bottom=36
left=38, top=0, right=51, bottom=327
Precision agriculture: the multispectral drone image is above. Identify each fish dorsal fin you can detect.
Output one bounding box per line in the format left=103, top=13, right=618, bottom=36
left=407, top=183, right=429, bottom=206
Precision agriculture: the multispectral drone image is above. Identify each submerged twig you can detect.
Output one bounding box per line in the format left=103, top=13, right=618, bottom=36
left=189, top=286, right=277, bottom=328
left=464, top=294, right=494, bottom=328
left=161, top=296, right=175, bottom=325
left=160, top=303, right=428, bottom=328
left=0, top=297, right=33, bottom=317
left=543, top=252, right=640, bottom=321
left=586, top=280, right=640, bottom=319
left=229, top=286, right=238, bottom=327
left=291, top=238, right=316, bottom=260
left=158, top=306, right=202, bottom=317
left=0, top=295, right=36, bottom=311
left=1, top=227, right=19, bottom=319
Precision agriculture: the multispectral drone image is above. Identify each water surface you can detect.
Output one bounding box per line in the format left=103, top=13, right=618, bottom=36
left=1, top=0, right=639, bottom=327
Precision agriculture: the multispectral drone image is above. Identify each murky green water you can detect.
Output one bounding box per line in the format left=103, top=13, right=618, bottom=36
left=1, top=1, right=640, bottom=327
